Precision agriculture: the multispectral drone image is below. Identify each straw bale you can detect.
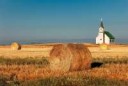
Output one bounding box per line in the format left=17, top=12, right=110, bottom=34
left=11, top=42, right=21, bottom=50
left=49, top=43, right=92, bottom=72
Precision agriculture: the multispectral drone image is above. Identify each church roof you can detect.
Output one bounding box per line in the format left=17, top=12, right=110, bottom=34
left=104, top=31, right=115, bottom=39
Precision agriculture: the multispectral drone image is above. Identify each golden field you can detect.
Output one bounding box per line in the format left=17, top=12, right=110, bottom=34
left=0, top=43, right=128, bottom=58
left=0, top=43, right=128, bottom=85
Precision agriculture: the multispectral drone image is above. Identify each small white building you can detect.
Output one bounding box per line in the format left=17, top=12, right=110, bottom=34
left=96, top=19, right=115, bottom=44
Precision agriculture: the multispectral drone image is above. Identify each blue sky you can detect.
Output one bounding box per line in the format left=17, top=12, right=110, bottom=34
left=0, top=0, right=128, bottom=44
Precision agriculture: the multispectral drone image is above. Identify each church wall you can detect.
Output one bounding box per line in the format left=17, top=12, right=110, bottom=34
left=96, top=33, right=104, bottom=44
left=105, top=34, right=110, bottom=44
left=96, top=33, right=111, bottom=44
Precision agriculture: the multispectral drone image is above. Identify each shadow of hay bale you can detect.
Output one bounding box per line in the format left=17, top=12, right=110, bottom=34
left=91, top=62, right=103, bottom=68
left=11, top=42, right=21, bottom=50
left=49, top=43, right=92, bottom=72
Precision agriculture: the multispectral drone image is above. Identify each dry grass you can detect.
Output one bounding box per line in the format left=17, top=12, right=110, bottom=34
left=89, top=64, right=128, bottom=81
left=0, top=64, right=51, bottom=80
left=0, top=60, right=128, bottom=81
left=0, top=57, right=128, bottom=85
left=0, top=43, right=128, bottom=58
left=0, top=43, right=128, bottom=85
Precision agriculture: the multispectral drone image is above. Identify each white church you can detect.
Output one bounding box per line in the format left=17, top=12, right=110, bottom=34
left=96, top=19, right=115, bottom=44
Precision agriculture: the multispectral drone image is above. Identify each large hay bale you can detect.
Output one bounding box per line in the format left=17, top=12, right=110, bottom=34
left=49, top=44, right=72, bottom=72
left=49, top=43, right=92, bottom=72
left=68, top=44, right=92, bottom=71
left=11, top=42, right=21, bottom=50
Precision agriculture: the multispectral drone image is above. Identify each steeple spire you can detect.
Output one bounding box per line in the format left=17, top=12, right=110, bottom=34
left=100, top=18, right=104, bottom=28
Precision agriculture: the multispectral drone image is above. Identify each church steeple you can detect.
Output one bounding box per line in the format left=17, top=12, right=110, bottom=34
left=100, top=18, right=104, bottom=28
left=99, top=18, right=104, bottom=33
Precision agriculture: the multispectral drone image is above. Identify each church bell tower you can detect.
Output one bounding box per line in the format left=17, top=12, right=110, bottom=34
left=99, top=18, right=104, bottom=33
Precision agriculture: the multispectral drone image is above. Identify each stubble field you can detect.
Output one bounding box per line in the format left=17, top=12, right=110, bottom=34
left=0, top=43, right=128, bottom=86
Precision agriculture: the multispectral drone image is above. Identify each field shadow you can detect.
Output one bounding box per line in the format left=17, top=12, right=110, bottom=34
left=91, top=62, right=103, bottom=68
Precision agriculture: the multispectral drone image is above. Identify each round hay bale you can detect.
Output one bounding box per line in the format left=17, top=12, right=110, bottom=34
left=68, top=44, right=92, bottom=71
left=49, top=44, right=72, bottom=72
left=100, top=43, right=109, bottom=50
left=49, top=43, right=92, bottom=72
left=11, top=42, right=21, bottom=50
